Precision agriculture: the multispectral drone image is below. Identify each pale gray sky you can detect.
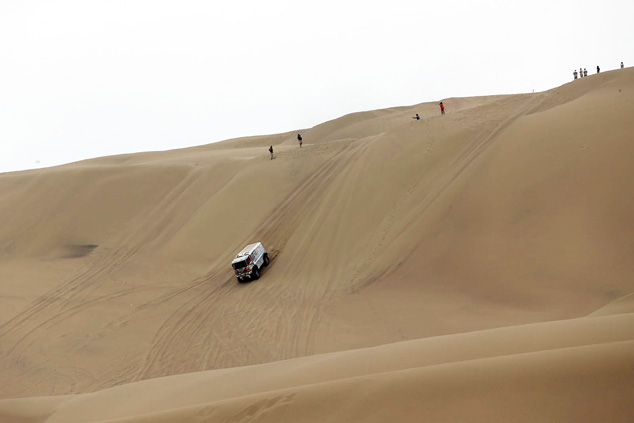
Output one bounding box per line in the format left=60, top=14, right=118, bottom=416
left=1, top=0, right=631, bottom=173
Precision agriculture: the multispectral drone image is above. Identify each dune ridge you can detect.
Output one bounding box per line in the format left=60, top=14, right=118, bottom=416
left=1, top=68, right=633, bottom=421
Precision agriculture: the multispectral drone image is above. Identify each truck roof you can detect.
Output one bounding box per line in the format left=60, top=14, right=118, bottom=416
left=231, top=242, right=262, bottom=263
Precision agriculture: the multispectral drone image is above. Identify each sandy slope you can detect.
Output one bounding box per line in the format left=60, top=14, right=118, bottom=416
left=0, top=68, right=633, bottom=422
left=2, top=313, right=632, bottom=422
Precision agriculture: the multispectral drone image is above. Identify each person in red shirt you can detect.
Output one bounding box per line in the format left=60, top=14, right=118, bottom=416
left=439, top=101, right=445, bottom=115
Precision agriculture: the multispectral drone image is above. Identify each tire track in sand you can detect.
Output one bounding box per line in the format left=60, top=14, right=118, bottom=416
left=347, top=93, right=547, bottom=291
left=134, top=140, right=368, bottom=379
left=0, top=170, right=207, bottom=357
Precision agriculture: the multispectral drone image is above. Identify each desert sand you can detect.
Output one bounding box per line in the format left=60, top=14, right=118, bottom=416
left=0, top=68, right=633, bottom=422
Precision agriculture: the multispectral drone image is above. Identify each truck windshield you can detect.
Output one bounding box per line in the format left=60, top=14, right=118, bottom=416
left=232, top=260, right=247, bottom=270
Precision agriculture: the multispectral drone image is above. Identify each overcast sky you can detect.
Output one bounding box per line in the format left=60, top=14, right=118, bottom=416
left=1, top=0, right=632, bottom=173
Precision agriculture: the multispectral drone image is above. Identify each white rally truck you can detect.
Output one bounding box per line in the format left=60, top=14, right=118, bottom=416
left=231, top=242, right=270, bottom=282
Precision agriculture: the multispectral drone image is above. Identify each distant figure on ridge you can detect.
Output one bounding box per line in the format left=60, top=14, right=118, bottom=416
left=269, top=145, right=274, bottom=160
left=297, top=133, right=303, bottom=148
left=621, top=61, right=624, bottom=69
left=573, top=69, right=578, bottom=80
left=439, top=102, right=445, bottom=115
left=597, top=65, right=600, bottom=73
left=583, top=68, right=587, bottom=77
left=580, top=68, right=583, bottom=78
left=413, top=113, right=420, bottom=120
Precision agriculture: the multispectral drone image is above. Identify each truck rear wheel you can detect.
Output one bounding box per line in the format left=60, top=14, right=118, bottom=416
left=251, top=267, right=260, bottom=280
left=263, top=254, right=270, bottom=266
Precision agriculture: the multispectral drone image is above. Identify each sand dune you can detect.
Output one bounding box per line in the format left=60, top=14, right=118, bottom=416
left=2, top=313, right=632, bottom=422
left=1, top=68, right=633, bottom=422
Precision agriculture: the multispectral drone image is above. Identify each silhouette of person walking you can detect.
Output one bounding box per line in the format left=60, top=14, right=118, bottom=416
left=297, top=134, right=303, bottom=148
left=597, top=65, right=600, bottom=73
left=573, top=69, right=578, bottom=80
left=580, top=68, right=583, bottom=78
left=439, top=102, right=445, bottom=115
left=269, top=145, right=274, bottom=160
left=413, top=113, right=420, bottom=120
left=583, top=68, right=587, bottom=77
left=621, top=62, right=624, bottom=69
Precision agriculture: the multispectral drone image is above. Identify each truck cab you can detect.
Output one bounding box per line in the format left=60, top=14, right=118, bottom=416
left=231, top=242, right=270, bottom=282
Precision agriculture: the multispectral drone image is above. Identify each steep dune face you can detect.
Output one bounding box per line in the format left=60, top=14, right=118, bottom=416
left=0, top=69, right=633, bottom=421
left=321, top=69, right=634, bottom=345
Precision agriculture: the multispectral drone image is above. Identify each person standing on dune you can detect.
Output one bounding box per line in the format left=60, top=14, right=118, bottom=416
left=573, top=69, right=578, bottom=80
left=597, top=65, right=600, bottom=73
left=269, top=145, right=274, bottom=160
left=583, top=68, right=587, bottom=77
left=297, top=133, right=303, bottom=148
left=621, top=61, right=624, bottom=69
left=439, top=102, right=445, bottom=115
